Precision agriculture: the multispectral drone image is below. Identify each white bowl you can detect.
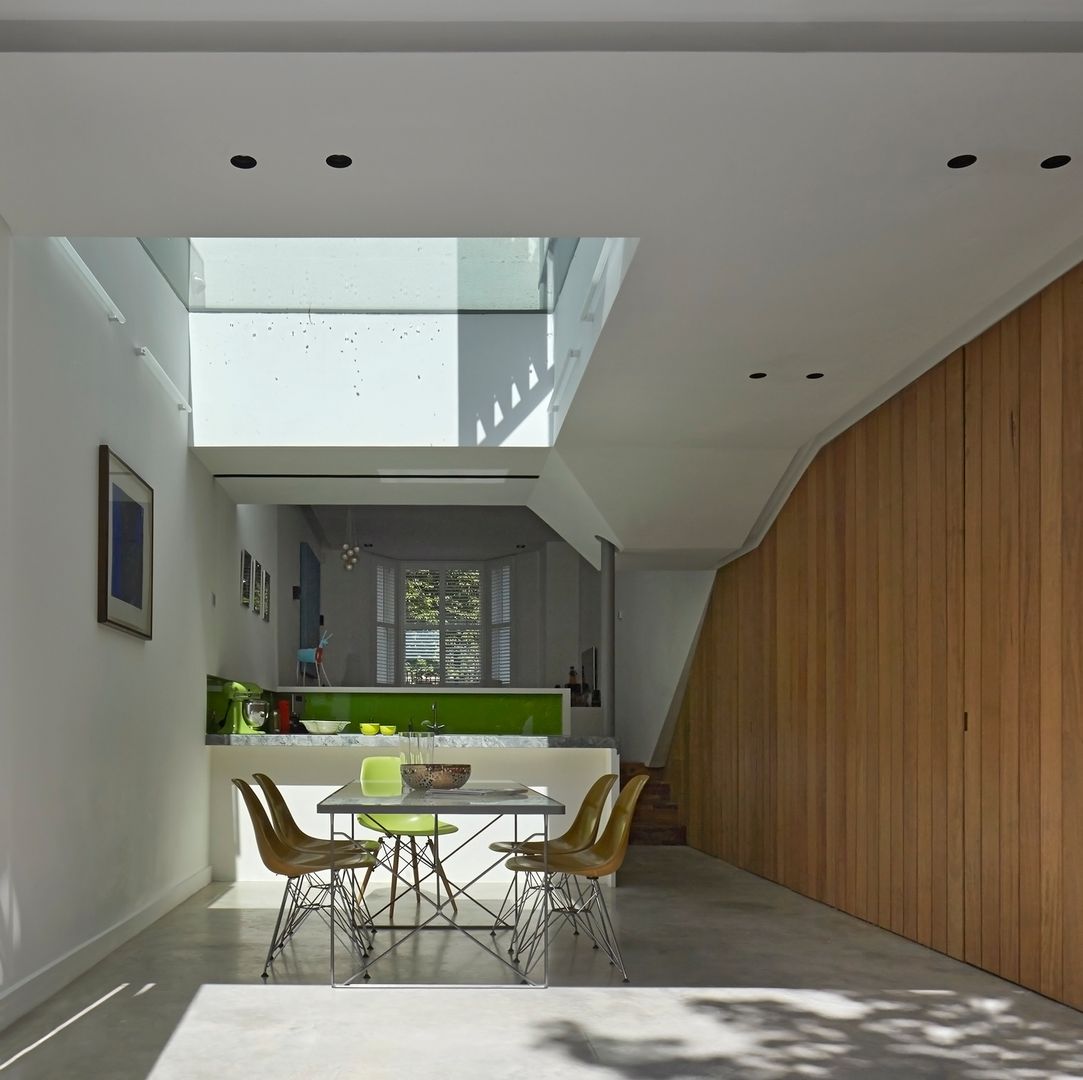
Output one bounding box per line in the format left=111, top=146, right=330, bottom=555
left=300, top=719, right=350, bottom=735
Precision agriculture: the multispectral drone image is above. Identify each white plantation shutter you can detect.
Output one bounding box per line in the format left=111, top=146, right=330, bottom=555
left=490, top=562, right=511, bottom=686
left=443, top=568, right=481, bottom=684
left=376, top=562, right=397, bottom=685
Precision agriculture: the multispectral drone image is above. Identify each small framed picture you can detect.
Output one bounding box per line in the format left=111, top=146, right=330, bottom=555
left=240, top=550, right=252, bottom=606
left=253, top=560, right=263, bottom=615
left=97, top=444, right=154, bottom=639
left=263, top=570, right=271, bottom=622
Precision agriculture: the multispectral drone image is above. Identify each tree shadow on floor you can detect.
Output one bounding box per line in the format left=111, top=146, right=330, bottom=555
left=537, top=988, right=1083, bottom=1079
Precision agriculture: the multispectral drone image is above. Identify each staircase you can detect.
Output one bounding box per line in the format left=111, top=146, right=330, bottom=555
left=621, top=763, right=687, bottom=845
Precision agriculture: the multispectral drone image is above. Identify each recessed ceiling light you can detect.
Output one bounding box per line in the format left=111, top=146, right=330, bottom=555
left=946, top=154, right=977, bottom=169
left=806, top=372, right=825, bottom=379
left=230, top=155, right=257, bottom=170
left=749, top=372, right=767, bottom=380
left=326, top=154, right=353, bottom=169
left=1041, top=155, right=1072, bottom=170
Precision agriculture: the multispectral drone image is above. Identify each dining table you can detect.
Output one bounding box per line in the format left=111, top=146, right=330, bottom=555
left=316, top=778, right=566, bottom=987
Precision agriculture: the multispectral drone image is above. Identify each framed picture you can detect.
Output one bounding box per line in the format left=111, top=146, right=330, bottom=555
left=240, top=550, right=252, bottom=606
left=253, top=560, right=263, bottom=615
left=263, top=570, right=271, bottom=622
left=97, top=444, right=153, bottom=639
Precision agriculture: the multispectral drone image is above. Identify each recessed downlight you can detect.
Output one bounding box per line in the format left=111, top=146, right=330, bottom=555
left=749, top=372, right=767, bottom=380
left=326, top=154, right=353, bottom=169
left=230, top=154, right=257, bottom=170
left=1041, top=154, right=1072, bottom=170
left=806, top=372, right=825, bottom=380
left=947, top=154, right=977, bottom=169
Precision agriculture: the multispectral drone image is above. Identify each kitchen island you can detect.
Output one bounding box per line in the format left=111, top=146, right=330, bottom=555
left=208, top=731, right=618, bottom=885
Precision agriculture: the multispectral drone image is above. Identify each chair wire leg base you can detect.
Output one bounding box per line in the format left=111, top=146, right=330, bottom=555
left=510, top=874, right=629, bottom=983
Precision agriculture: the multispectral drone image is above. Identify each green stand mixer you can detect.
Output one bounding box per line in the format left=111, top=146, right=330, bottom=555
left=217, top=681, right=271, bottom=735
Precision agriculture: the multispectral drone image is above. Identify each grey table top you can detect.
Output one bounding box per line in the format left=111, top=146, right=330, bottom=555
left=316, top=779, right=566, bottom=816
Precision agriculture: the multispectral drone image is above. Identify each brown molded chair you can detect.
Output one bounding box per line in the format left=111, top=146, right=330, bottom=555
left=489, top=773, right=617, bottom=858
left=252, top=772, right=380, bottom=857
left=488, top=773, right=617, bottom=936
left=232, top=778, right=375, bottom=979
left=505, top=772, right=649, bottom=981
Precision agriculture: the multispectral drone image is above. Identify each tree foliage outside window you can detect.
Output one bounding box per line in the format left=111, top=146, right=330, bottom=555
left=403, top=566, right=483, bottom=685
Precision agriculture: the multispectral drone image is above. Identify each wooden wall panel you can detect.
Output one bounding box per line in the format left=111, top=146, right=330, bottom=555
left=663, top=260, right=1083, bottom=1011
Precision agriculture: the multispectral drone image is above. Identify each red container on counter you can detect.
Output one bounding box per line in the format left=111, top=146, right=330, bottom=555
left=277, top=699, right=291, bottom=734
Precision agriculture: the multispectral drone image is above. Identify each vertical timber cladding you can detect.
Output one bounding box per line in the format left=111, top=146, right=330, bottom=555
left=663, top=266, right=1083, bottom=1009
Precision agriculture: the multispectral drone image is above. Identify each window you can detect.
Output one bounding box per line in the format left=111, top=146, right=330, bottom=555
left=490, top=562, right=511, bottom=686
left=376, top=562, right=397, bottom=685
left=403, top=565, right=483, bottom=685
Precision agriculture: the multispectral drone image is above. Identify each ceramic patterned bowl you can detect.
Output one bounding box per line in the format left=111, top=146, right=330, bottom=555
left=400, top=764, right=472, bottom=791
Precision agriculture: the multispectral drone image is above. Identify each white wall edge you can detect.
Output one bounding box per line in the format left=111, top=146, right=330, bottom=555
left=0, top=864, right=212, bottom=1033
left=648, top=585, right=714, bottom=768
left=720, top=231, right=1083, bottom=572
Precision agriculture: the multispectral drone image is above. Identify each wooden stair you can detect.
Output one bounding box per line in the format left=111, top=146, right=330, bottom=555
left=621, top=763, right=687, bottom=845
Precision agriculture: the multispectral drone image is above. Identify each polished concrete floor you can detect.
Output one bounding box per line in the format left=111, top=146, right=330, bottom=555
left=2, top=847, right=1082, bottom=1078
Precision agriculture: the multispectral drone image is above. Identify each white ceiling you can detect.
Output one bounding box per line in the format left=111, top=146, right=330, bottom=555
left=3, top=14, right=1083, bottom=568
left=310, top=505, right=559, bottom=561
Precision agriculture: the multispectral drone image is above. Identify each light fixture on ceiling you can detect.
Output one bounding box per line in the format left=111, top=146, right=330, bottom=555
left=135, top=347, right=192, bottom=413
left=806, top=372, right=825, bottom=380
left=230, top=154, right=257, bottom=170
left=1041, top=155, right=1072, bottom=170
left=749, top=372, right=767, bottom=380
left=340, top=509, right=360, bottom=571
left=53, top=238, right=126, bottom=324
left=946, top=154, right=977, bottom=169
left=325, top=154, right=353, bottom=169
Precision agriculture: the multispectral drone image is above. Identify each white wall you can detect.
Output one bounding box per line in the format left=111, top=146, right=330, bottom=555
left=543, top=540, right=581, bottom=688
left=275, top=506, right=323, bottom=686
left=317, top=548, right=376, bottom=687
left=276, top=537, right=587, bottom=691
left=213, top=503, right=279, bottom=689
left=511, top=548, right=542, bottom=687
left=0, top=236, right=277, bottom=1027
left=0, top=220, right=17, bottom=1016
left=615, top=570, right=715, bottom=765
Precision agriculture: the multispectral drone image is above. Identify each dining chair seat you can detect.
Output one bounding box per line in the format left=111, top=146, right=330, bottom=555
left=354, top=756, right=460, bottom=920
left=504, top=773, right=649, bottom=982
left=232, top=778, right=375, bottom=979
left=253, top=772, right=380, bottom=857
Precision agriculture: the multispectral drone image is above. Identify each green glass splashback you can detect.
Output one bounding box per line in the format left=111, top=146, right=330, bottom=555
left=299, top=692, right=562, bottom=736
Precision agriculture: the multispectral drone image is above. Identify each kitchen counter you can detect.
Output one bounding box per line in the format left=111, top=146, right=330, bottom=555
left=207, top=733, right=615, bottom=748
left=209, top=734, right=619, bottom=884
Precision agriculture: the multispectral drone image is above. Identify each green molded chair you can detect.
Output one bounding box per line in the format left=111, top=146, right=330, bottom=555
left=356, top=755, right=459, bottom=920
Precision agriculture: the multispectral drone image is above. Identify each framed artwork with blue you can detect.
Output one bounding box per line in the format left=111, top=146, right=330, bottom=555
left=97, top=444, right=154, bottom=639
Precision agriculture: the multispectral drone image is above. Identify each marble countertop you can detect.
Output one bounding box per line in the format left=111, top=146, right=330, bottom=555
left=205, top=733, right=617, bottom=749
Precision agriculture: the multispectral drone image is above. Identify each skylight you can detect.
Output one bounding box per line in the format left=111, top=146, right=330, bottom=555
left=140, top=237, right=579, bottom=314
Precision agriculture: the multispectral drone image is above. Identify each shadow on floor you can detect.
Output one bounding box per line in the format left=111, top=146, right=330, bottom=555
left=537, top=988, right=1083, bottom=1079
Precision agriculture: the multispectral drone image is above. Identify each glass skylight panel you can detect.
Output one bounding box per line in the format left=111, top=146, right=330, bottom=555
left=141, top=237, right=578, bottom=313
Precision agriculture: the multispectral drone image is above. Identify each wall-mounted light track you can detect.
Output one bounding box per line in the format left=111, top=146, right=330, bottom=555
left=135, top=346, right=192, bottom=413
left=53, top=238, right=126, bottom=324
